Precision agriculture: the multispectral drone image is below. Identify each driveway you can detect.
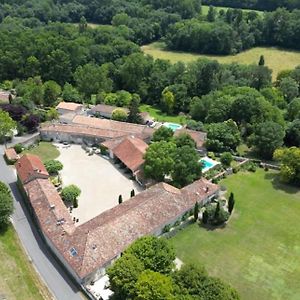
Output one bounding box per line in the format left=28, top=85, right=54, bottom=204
left=0, top=145, right=83, bottom=300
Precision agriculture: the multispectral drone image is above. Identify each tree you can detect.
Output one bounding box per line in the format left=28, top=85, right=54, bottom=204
left=125, top=236, right=176, bottom=274
left=44, top=160, right=63, bottom=174
left=172, top=145, right=201, bottom=187
left=198, top=277, right=240, bottom=300
left=107, top=253, right=145, bottom=299
left=78, top=16, right=87, bottom=33
left=118, top=194, right=123, bottom=204
left=135, top=270, right=175, bottom=300
left=21, top=114, right=40, bottom=132
left=214, top=201, right=221, bottom=221
left=258, top=55, right=265, bottom=66
left=172, top=263, right=208, bottom=297
left=194, top=202, right=199, bottom=221
left=74, top=63, right=112, bottom=97
left=127, top=94, right=142, bottom=124
left=249, top=121, right=285, bottom=159
left=161, top=89, right=175, bottom=114
left=111, top=108, right=128, bottom=122
left=130, top=189, right=135, bottom=197
left=279, top=77, right=299, bottom=102
left=0, top=181, right=14, bottom=228
left=202, top=210, right=209, bottom=224
left=220, top=152, right=233, bottom=168
left=43, top=81, right=61, bottom=107
left=274, top=147, right=300, bottom=186
left=175, top=133, right=196, bottom=149
left=0, top=110, right=16, bottom=142
left=286, top=98, right=300, bottom=121
left=144, top=141, right=176, bottom=181
left=206, top=120, right=241, bottom=152
left=228, top=192, right=235, bottom=214
left=46, top=108, right=59, bottom=121
left=207, top=6, right=217, bottom=22
left=152, top=126, right=174, bottom=142
left=61, top=185, right=81, bottom=207
left=285, top=119, right=300, bottom=147
left=62, top=83, right=82, bottom=103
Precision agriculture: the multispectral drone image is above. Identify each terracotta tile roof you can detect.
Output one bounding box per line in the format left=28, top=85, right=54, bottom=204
left=5, top=148, right=18, bottom=161
left=101, top=138, right=124, bottom=150
left=41, top=121, right=154, bottom=141
left=174, top=129, right=207, bottom=149
left=15, top=154, right=49, bottom=184
left=17, top=158, right=219, bottom=281
left=113, top=136, right=148, bottom=172
left=56, top=102, right=83, bottom=112
left=91, top=104, right=129, bottom=115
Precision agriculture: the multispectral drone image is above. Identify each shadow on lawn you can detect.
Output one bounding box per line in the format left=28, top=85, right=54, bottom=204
left=264, top=172, right=299, bottom=195
left=198, top=222, right=227, bottom=231
left=0, top=224, right=9, bottom=236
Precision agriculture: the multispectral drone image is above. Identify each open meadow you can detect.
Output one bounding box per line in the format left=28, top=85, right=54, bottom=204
left=142, top=42, right=300, bottom=80
left=170, top=169, right=300, bottom=300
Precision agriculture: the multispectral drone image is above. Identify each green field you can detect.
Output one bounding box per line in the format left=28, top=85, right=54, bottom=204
left=140, top=104, right=187, bottom=124
left=0, top=226, right=51, bottom=300
left=23, top=142, right=60, bottom=162
left=142, top=42, right=300, bottom=80
left=170, top=169, right=300, bottom=300
left=201, top=5, right=263, bottom=15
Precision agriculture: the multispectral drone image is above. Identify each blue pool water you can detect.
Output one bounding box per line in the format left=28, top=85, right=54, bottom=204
left=201, top=159, right=214, bottom=169
left=163, top=122, right=182, bottom=131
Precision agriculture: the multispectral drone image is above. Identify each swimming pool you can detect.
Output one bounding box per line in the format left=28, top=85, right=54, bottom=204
left=163, top=122, right=182, bottom=131
left=200, top=157, right=220, bottom=173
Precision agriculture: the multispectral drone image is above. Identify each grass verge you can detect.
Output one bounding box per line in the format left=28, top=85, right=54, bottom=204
left=170, top=169, right=300, bottom=300
left=0, top=226, right=52, bottom=300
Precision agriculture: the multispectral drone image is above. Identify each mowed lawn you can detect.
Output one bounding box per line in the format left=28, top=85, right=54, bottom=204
left=170, top=169, right=300, bottom=300
left=142, top=42, right=300, bottom=80
left=140, top=104, right=188, bottom=124
left=23, top=141, right=60, bottom=162
left=0, top=226, right=51, bottom=300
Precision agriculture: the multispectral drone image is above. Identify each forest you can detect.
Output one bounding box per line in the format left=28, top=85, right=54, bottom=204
left=0, top=0, right=299, bottom=160
left=202, top=0, right=300, bottom=11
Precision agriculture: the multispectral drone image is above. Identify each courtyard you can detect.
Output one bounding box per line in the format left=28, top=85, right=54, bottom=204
left=170, top=169, right=300, bottom=300
left=56, top=144, right=143, bottom=225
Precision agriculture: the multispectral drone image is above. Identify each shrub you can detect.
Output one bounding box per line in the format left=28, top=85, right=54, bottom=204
left=232, top=166, right=240, bottom=173
left=220, top=152, right=233, bottom=167
left=14, top=143, right=23, bottom=154
left=207, top=152, right=215, bottom=159
left=61, top=185, right=81, bottom=207
left=0, top=181, right=14, bottom=228
left=163, top=224, right=171, bottom=233
left=45, top=160, right=63, bottom=174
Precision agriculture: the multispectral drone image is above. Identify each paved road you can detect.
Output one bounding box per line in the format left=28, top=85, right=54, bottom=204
left=0, top=145, right=83, bottom=300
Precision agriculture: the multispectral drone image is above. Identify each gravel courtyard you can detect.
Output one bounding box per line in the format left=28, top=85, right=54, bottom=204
left=56, top=144, right=143, bottom=225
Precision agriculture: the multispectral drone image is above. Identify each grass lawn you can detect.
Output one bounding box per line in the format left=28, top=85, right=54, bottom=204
left=23, top=142, right=60, bottom=162
left=201, top=5, right=263, bottom=15
left=170, top=169, right=300, bottom=300
left=142, top=42, right=300, bottom=81
left=0, top=226, right=52, bottom=300
left=140, top=104, right=188, bottom=124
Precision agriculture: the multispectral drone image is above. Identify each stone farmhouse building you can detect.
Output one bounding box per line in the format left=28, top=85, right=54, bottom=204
left=16, top=154, right=220, bottom=286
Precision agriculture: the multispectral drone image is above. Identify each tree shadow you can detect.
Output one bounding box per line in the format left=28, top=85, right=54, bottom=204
left=198, top=222, right=227, bottom=231
left=0, top=224, right=10, bottom=236
left=264, top=172, right=300, bottom=194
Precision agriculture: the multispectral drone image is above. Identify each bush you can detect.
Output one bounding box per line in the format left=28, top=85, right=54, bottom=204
left=0, top=181, right=14, bottom=228
left=14, top=143, right=23, bottom=154
left=232, top=166, right=240, bottom=173
left=163, top=224, right=171, bottom=233
left=220, top=152, right=233, bottom=167
left=207, top=152, right=215, bottom=159
left=44, top=160, right=63, bottom=174
left=61, top=184, right=81, bottom=207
